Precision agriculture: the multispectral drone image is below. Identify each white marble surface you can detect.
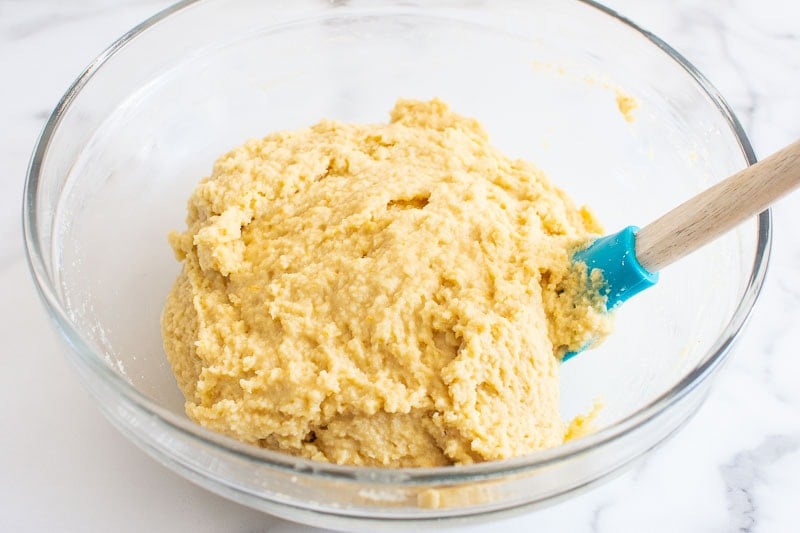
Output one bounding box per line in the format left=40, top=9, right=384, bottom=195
left=2, top=1, right=799, bottom=531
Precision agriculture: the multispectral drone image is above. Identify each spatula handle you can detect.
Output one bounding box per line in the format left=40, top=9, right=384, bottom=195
left=635, top=139, right=800, bottom=273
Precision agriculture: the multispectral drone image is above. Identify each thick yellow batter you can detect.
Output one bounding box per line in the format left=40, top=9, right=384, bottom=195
left=162, top=99, right=611, bottom=467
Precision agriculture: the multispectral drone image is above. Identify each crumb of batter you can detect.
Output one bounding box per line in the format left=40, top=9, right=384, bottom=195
left=565, top=399, right=604, bottom=441
left=530, top=60, right=639, bottom=123
left=615, top=89, right=639, bottom=123
left=162, top=98, right=613, bottom=467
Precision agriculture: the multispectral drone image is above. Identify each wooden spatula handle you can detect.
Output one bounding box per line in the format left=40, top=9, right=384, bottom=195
left=635, top=139, right=800, bottom=273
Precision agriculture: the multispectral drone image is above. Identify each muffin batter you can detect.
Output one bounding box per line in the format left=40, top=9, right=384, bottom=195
left=162, top=99, right=611, bottom=467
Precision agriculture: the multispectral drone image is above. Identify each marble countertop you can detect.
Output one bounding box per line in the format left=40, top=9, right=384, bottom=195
left=2, top=1, right=798, bottom=531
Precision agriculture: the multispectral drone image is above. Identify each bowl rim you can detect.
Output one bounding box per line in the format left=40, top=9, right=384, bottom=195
left=22, top=0, right=770, bottom=486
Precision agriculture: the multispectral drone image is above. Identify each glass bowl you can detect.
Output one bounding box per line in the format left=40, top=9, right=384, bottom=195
left=23, top=0, right=769, bottom=529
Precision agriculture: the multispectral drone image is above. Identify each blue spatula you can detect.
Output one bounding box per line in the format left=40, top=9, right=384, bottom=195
left=565, top=139, right=800, bottom=361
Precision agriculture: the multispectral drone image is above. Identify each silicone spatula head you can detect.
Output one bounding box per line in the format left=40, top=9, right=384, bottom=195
left=572, top=226, right=658, bottom=310
left=562, top=226, right=657, bottom=362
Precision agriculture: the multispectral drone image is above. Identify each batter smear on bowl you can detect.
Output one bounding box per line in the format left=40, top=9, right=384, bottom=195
left=161, top=98, right=613, bottom=467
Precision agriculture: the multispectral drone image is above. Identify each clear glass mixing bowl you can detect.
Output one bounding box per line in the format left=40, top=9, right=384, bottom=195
left=23, top=0, right=769, bottom=529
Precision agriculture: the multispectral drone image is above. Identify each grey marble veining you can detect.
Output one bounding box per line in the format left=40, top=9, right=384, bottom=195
left=1, top=1, right=799, bottom=532
left=721, top=435, right=800, bottom=532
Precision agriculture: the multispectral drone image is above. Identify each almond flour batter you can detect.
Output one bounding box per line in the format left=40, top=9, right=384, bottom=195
left=162, top=99, right=611, bottom=467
